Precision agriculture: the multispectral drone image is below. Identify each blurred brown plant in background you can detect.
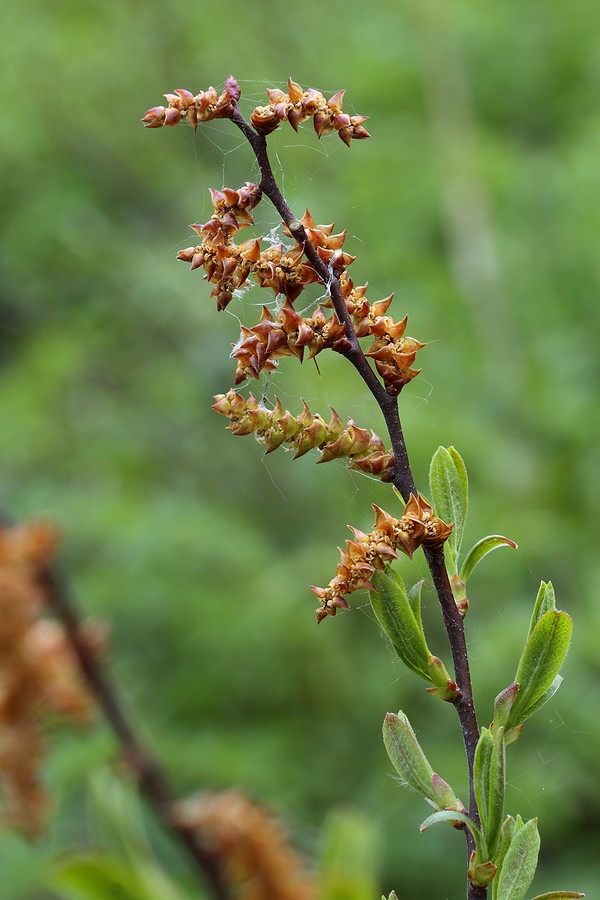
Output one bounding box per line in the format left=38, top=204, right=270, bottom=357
left=174, top=790, right=317, bottom=900
left=0, top=521, right=100, bottom=835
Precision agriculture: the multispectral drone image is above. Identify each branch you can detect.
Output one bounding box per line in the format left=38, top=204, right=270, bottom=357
left=230, top=103, right=482, bottom=871
left=38, top=564, right=230, bottom=900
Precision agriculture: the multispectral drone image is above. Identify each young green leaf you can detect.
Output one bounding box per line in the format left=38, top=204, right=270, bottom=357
left=486, top=727, right=506, bottom=859
left=431, top=773, right=462, bottom=810
left=383, top=711, right=438, bottom=804
left=474, top=728, right=493, bottom=833
left=529, top=893, right=585, bottom=899
left=528, top=582, right=556, bottom=636
left=407, top=579, right=426, bottom=633
left=495, top=817, right=540, bottom=900
left=429, top=446, right=468, bottom=569
left=492, top=816, right=520, bottom=900
left=319, top=809, right=380, bottom=900
left=425, top=654, right=458, bottom=701
left=508, top=610, right=572, bottom=729
left=48, top=852, right=188, bottom=900
left=420, top=810, right=488, bottom=865
left=370, top=569, right=430, bottom=681
left=532, top=891, right=585, bottom=900
left=469, top=860, right=498, bottom=889
left=459, top=535, right=518, bottom=584
left=492, top=683, right=520, bottom=733
left=517, top=675, right=563, bottom=721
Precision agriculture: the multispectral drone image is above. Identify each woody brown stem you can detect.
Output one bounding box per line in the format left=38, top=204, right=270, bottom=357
left=38, top=565, right=230, bottom=900
left=230, top=104, right=483, bottom=887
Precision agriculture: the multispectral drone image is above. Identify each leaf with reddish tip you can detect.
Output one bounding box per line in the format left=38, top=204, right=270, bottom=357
left=460, top=534, right=518, bottom=583
left=492, top=683, right=520, bottom=733
left=383, top=713, right=462, bottom=816
left=431, top=773, right=461, bottom=809
left=529, top=893, right=585, bottom=899
left=469, top=859, right=498, bottom=889
left=383, top=711, right=438, bottom=804
left=420, top=810, right=488, bottom=866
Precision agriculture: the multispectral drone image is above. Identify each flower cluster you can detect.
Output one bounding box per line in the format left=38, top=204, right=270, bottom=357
left=251, top=77, right=370, bottom=146
left=0, top=522, right=99, bottom=834
left=311, top=497, right=453, bottom=623
left=141, top=75, right=241, bottom=129
left=213, top=389, right=395, bottom=481
left=173, top=790, right=316, bottom=900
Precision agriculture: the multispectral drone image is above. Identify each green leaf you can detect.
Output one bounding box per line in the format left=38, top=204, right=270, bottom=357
left=474, top=726, right=506, bottom=859
left=492, top=817, right=520, bottom=899
left=382, top=711, right=437, bottom=804
left=529, top=893, right=585, bottom=899
left=486, top=727, right=506, bottom=859
left=431, top=773, right=460, bottom=809
left=419, top=810, right=488, bottom=863
left=425, top=654, right=457, bottom=700
left=508, top=611, right=572, bottom=728
left=474, top=728, right=493, bottom=833
left=495, top=818, right=540, bottom=900
left=370, top=570, right=431, bottom=681
left=469, top=860, right=498, bottom=889
left=319, top=809, right=380, bottom=900
left=407, top=579, right=425, bottom=632
left=68, top=771, right=188, bottom=900
left=518, top=675, right=563, bottom=720
left=459, top=535, right=518, bottom=583
left=429, top=446, right=468, bottom=569
left=528, top=582, right=556, bottom=636
left=492, top=683, right=520, bottom=733
left=48, top=853, right=161, bottom=900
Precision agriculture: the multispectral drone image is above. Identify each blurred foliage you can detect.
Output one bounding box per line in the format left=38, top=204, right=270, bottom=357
left=1, top=0, right=599, bottom=896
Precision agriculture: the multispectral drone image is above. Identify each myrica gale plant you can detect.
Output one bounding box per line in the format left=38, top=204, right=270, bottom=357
left=0, top=75, right=583, bottom=900
left=137, top=75, right=583, bottom=900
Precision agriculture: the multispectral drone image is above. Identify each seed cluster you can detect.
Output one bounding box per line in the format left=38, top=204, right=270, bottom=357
left=213, top=389, right=395, bottom=481
left=142, top=76, right=440, bottom=627
left=250, top=77, right=370, bottom=146
left=337, top=273, right=425, bottom=394
left=311, top=497, right=453, bottom=623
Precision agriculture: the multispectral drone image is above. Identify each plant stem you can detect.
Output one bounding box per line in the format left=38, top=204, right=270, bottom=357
left=38, top=565, right=230, bottom=900
left=230, top=104, right=483, bottom=889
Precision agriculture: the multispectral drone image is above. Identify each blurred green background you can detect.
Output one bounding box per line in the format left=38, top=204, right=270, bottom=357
left=1, top=0, right=599, bottom=896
